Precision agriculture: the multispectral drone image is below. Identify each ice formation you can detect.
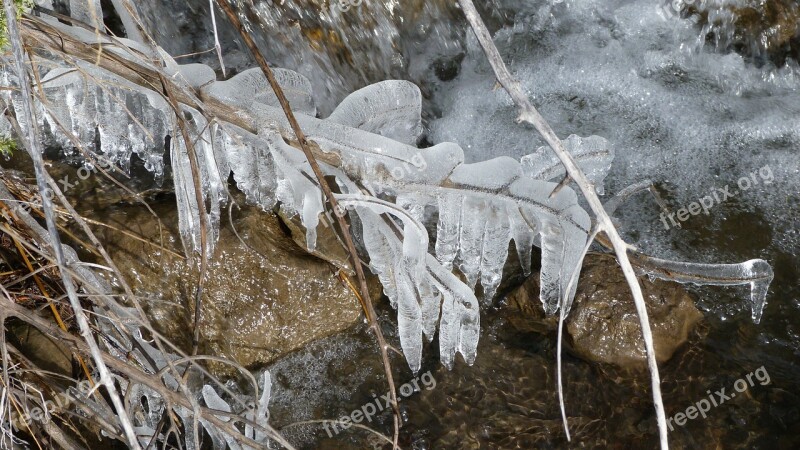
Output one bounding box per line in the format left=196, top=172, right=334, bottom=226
left=634, top=256, right=775, bottom=324
left=88, top=301, right=274, bottom=450
left=521, top=134, right=614, bottom=195
left=0, top=14, right=776, bottom=374
left=37, top=65, right=168, bottom=176
left=327, top=80, right=423, bottom=145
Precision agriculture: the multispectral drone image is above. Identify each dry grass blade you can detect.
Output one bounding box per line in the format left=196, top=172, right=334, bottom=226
left=208, top=0, right=226, bottom=76
left=6, top=226, right=96, bottom=387
left=1, top=1, right=140, bottom=447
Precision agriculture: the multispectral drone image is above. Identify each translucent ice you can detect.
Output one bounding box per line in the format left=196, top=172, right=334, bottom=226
left=38, top=64, right=169, bottom=176
left=634, top=255, right=774, bottom=324
left=521, top=134, right=614, bottom=195
left=428, top=253, right=480, bottom=369
left=327, top=80, right=423, bottom=145
left=435, top=193, right=462, bottom=270
left=357, top=207, right=424, bottom=371
left=478, top=202, right=511, bottom=302
left=214, top=124, right=277, bottom=209
left=203, top=67, right=316, bottom=116
left=171, top=106, right=227, bottom=256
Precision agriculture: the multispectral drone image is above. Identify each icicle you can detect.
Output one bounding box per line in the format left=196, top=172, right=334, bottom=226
left=479, top=201, right=511, bottom=302
left=266, top=129, right=323, bottom=251
left=456, top=196, right=486, bottom=289
left=635, top=256, right=774, bottom=323
left=215, top=124, right=277, bottom=209
left=428, top=254, right=479, bottom=369
left=507, top=202, right=536, bottom=276
left=357, top=207, right=423, bottom=371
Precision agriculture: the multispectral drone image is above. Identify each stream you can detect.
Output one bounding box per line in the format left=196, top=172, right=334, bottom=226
left=44, top=0, right=800, bottom=448
left=224, top=0, right=800, bottom=448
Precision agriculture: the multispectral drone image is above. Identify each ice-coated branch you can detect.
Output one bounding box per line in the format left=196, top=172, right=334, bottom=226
left=455, top=0, right=669, bottom=447
left=1, top=1, right=141, bottom=448
left=212, top=1, right=402, bottom=447
left=8, top=9, right=772, bottom=449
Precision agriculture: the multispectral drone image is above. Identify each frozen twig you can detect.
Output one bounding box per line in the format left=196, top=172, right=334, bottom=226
left=213, top=1, right=402, bottom=447
left=455, top=0, right=669, bottom=447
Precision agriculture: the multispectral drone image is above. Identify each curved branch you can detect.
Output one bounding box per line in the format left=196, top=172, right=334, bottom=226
left=454, top=0, right=669, bottom=447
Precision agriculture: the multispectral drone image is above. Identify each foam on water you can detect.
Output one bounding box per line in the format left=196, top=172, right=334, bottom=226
left=428, top=0, right=800, bottom=259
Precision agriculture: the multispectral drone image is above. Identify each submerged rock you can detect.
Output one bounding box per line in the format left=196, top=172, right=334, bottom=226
left=686, top=0, right=800, bottom=65
left=506, top=253, right=703, bottom=369
left=566, top=254, right=703, bottom=368
left=96, top=199, right=369, bottom=377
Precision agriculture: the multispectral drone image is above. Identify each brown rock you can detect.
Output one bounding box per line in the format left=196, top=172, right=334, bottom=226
left=504, top=272, right=558, bottom=335
left=97, top=200, right=365, bottom=377
left=506, top=253, right=703, bottom=369
left=279, top=210, right=353, bottom=275
left=566, top=254, right=702, bottom=368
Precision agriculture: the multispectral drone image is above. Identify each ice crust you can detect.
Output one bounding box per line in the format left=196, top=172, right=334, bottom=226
left=327, top=80, right=423, bottom=145
left=521, top=134, right=614, bottom=195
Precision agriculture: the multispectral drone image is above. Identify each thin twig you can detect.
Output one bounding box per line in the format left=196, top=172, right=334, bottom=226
left=212, top=1, right=402, bottom=447
left=455, top=0, right=669, bottom=447
left=208, top=0, right=226, bottom=76
left=556, top=227, right=598, bottom=440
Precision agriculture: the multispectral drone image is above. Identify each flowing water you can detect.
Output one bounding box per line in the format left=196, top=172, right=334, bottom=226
left=132, top=0, right=800, bottom=448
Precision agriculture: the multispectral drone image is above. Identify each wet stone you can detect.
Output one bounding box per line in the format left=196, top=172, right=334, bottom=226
left=96, top=200, right=365, bottom=377
left=506, top=253, right=703, bottom=369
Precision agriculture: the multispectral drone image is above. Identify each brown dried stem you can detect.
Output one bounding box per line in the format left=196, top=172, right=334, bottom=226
left=455, top=0, right=668, bottom=447
left=213, top=0, right=402, bottom=447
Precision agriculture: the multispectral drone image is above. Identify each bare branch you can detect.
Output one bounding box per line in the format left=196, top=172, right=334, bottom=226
left=455, top=0, right=669, bottom=447
left=212, top=1, right=403, bottom=447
